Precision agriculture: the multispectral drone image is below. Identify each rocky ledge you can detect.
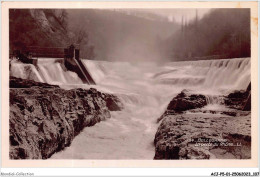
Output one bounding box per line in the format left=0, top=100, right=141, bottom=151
left=224, top=83, right=251, bottom=111
left=9, top=77, right=123, bottom=159
left=157, top=90, right=207, bottom=122
left=154, top=88, right=251, bottom=160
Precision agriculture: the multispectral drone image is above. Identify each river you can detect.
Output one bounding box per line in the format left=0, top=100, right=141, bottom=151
left=10, top=57, right=251, bottom=159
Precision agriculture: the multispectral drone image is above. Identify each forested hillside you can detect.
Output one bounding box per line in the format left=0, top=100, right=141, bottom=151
left=163, top=8, right=250, bottom=61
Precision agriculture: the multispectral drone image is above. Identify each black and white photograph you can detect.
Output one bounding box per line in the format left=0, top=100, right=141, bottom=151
left=3, top=2, right=258, bottom=169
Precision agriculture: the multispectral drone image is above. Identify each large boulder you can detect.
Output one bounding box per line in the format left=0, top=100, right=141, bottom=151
left=157, top=90, right=207, bottom=122
left=167, top=90, right=207, bottom=112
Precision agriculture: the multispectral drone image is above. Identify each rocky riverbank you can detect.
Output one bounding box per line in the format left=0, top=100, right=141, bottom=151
left=9, top=77, right=123, bottom=159
left=154, top=88, right=251, bottom=160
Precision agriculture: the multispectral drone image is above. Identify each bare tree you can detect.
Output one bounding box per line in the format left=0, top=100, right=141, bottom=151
left=75, top=27, right=89, bottom=45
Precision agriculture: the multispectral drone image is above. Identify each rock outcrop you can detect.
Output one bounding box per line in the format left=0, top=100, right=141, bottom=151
left=154, top=89, right=251, bottom=160
left=9, top=77, right=123, bottom=159
left=224, top=83, right=251, bottom=111
left=10, top=76, right=59, bottom=88
left=167, top=90, right=207, bottom=112
left=157, top=90, right=207, bottom=122
left=154, top=113, right=251, bottom=159
left=10, top=9, right=69, bottom=54
left=103, top=94, right=124, bottom=111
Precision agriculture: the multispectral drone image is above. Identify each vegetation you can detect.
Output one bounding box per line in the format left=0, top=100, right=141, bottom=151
left=10, top=9, right=68, bottom=51
left=10, top=9, right=250, bottom=61
left=164, top=9, right=251, bottom=61
left=9, top=9, right=95, bottom=59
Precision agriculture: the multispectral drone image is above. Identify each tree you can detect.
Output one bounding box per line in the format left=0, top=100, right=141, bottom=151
left=75, top=27, right=89, bottom=45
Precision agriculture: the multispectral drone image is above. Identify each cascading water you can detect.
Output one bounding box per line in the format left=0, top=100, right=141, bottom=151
left=205, top=95, right=224, bottom=105
left=158, top=58, right=251, bottom=90
left=10, top=58, right=83, bottom=85
left=153, top=58, right=250, bottom=109
left=10, top=59, right=44, bottom=82
left=10, top=57, right=251, bottom=159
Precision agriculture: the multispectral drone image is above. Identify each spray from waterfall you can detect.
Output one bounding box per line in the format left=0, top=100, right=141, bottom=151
left=10, top=57, right=250, bottom=108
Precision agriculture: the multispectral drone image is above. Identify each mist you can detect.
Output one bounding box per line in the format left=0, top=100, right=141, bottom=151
left=66, top=9, right=179, bottom=62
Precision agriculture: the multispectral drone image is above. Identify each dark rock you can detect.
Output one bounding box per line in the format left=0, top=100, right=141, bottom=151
left=157, top=90, right=207, bottom=123
left=222, top=111, right=237, bottom=117
left=246, top=82, right=251, bottom=92
left=9, top=77, right=123, bottom=159
left=103, top=94, right=124, bottom=111
left=166, top=90, right=207, bottom=113
left=243, top=93, right=251, bottom=111
left=10, top=76, right=59, bottom=88
left=224, top=87, right=251, bottom=111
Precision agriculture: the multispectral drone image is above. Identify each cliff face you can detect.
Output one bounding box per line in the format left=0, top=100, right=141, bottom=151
left=9, top=77, right=123, bottom=159
left=10, top=9, right=69, bottom=52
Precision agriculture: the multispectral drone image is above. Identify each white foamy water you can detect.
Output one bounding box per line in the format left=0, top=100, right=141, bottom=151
left=11, top=59, right=83, bottom=85
left=10, top=57, right=251, bottom=159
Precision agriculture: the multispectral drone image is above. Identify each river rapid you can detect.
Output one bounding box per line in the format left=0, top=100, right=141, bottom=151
left=10, top=58, right=251, bottom=159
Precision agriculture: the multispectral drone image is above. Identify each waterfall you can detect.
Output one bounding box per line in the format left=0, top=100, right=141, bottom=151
left=10, top=59, right=83, bottom=85
left=10, top=58, right=250, bottom=91
left=10, top=59, right=44, bottom=82
left=155, top=58, right=250, bottom=91
left=203, top=58, right=250, bottom=90
left=10, top=57, right=250, bottom=107
left=205, top=95, right=224, bottom=105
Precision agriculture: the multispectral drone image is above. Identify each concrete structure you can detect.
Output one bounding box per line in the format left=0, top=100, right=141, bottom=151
left=15, top=45, right=96, bottom=85
left=64, top=45, right=95, bottom=85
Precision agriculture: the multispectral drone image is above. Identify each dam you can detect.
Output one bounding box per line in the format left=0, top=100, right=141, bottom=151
left=11, top=45, right=95, bottom=85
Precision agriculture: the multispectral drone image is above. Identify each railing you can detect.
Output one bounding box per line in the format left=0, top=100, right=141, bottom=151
left=25, top=46, right=65, bottom=59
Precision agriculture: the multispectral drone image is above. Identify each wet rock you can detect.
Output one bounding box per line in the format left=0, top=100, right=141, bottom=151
left=103, top=94, right=124, bottom=111
left=222, top=111, right=237, bottom=117
left=224, top=90, right=247, bottom=110
left=9, top=77, right=123, bottom=159
left=224, top=83, right=251, bottom=111
left=157, top=89, right=207, bottom=123
left=157, top=90, right=207, bottom=123
left=167, top=90, right=207, bottom=113
left=154, top=113, right=251, bottom=160
left=10, top=76, right=59, bottom=88
left=243, top=93, right=251, bottom=111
